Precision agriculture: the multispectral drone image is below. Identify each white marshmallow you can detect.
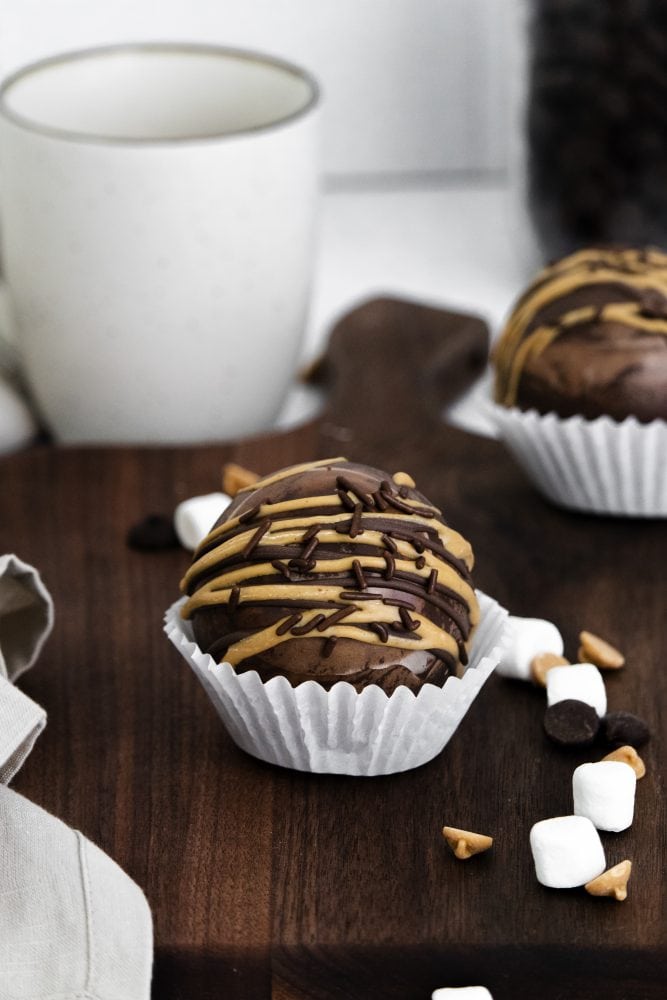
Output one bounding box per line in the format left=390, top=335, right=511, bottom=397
left=573, top=761, right=636, bottom=832
left=432, top=990, right=493, bottom=1000
left=546, top=663, right=607, bottom=717
left=0, top=375, right=38, bottom=454
left=495, top=615, right=563, bottom=680
left=529, top=815, right=606, bottom=888
left=174, top=492, right=230, bottom=551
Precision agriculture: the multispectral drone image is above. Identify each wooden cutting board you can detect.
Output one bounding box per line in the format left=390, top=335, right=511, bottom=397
left=1, top=298, right=665, bottom=1000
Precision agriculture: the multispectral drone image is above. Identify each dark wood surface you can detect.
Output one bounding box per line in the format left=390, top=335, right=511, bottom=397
left=1, top=298, right=665, bottom=1000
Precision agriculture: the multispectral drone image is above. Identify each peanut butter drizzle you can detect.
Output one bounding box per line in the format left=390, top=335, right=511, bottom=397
left=494, top=247, right=667, bottom=407
left=183, top=513, right=471, bottom=590
left=185, top=552, right=477, bottom=618
left=192, top=491, right=446, bottom=555
left=221, top=614, right=459, bottom=669
left=181, top=458, right=479, bottom=670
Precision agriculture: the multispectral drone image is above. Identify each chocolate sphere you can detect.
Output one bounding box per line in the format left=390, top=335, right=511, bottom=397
left=493, top=247, right=667, bottom=422
left=181, top=458, right=479, bottom=693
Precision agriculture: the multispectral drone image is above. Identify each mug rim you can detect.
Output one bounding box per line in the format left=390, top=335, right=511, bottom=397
left=0, top=41, right=321, bottom=146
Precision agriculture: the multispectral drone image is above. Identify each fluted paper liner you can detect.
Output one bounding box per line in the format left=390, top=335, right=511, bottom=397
left=491, top=403, right=667, bottom=517
left=165, top=591, right=508, bottom=775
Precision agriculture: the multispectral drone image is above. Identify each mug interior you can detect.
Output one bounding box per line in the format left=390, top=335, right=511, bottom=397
left=0, top=45, right=317, bottom=142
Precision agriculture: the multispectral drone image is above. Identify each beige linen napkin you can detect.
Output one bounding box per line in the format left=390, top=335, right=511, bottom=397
left=0, top=555, right=52, bottom=784
left=0, top=555, right=153, bottom=998
left=0, top=786, right=153, bottom=1000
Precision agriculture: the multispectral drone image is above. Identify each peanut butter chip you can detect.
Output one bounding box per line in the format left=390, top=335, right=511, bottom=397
left=585, top=860, right=632, bottom=901
left=530, top=651, right=570, bottom=687
left=603, top=745, right=646, bottom=779
left=442, top=826, right=493, bottom=860
left=578, top=630, right=625, bottom=670
left=222, top=463, right=260, bottom=497
left=393, top=471, right=416, bottom=488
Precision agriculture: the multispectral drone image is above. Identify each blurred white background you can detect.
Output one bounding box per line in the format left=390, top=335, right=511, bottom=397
left=1, top=0, right=511, bottom=180
left=0, top=0, right=533, bottom=443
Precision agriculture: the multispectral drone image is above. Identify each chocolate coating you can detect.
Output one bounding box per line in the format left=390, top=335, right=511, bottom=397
left=493, top=247, right=667, bottom=422
left=181, top=458, right=479, bottom=693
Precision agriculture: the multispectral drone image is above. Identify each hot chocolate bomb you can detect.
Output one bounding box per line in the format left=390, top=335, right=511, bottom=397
left=181, top=458, right=480, bottom=693
left=493, top=247, right=667, bottom=422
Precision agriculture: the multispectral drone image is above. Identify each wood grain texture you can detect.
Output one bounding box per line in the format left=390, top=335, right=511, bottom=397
left=1, top=298, right=664, bottom=1000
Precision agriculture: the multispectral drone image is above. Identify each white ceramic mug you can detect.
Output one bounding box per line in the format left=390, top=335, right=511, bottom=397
left=0, top=44, right=320, bottom=443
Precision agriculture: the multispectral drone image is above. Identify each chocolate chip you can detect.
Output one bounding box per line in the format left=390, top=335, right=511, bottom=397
left=543, top=699, right=600, bottom=748
left=126, top=514, right=180, bottom=551
left=601, top=711, right=650, bottom=749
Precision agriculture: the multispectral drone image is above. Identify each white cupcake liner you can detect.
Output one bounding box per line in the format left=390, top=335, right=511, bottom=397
left=164, top=591, right=509, bottom=776
left=490, top=402, right=667, bottom=517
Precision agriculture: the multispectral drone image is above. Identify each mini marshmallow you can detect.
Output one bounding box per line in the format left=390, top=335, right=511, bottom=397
left=573, top=761, right=636, bottom=832
left=529, top=815, right=606, bottom=888
left=546, top=663, right=607, bottom=717
left=0, top=375, right=38, bottom=454
left=432, top=990, right=494, bottom=1000
left=495, top=615, right=564, bottom=680
left=174, top=492, right=230, bottom=551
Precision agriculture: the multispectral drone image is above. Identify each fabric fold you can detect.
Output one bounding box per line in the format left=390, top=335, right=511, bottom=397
left=0, top=553, right=54, bottom=682
left=0, top=674, right=46, bottom=784
left=0, top=554, right=53, bottom=781
left=0, top=785, right=153, bottom=1000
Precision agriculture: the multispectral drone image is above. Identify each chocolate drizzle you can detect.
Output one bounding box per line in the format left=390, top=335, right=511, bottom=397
left=340, top=590, right=383, bottom=602
left=181, top=458, right=479, bottom=691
